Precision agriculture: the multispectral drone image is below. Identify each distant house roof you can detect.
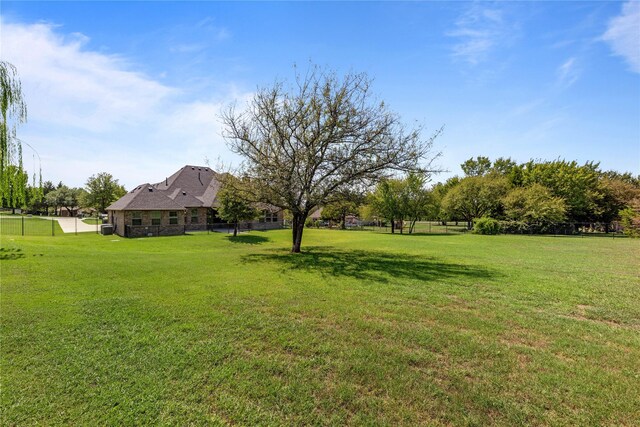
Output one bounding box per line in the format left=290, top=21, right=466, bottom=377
left=309, top=207, right=323, bottom=220
left=106, top=165, right=221, bottom=211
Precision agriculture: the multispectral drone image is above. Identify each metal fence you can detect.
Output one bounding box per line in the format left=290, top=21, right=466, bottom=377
left=314, top=220, right=630, bottom=238
left=0, top=215, right=630, bottom=239
left=0, top=215, right=102, bottom=237
left=354, top=221, right=469, bottom=234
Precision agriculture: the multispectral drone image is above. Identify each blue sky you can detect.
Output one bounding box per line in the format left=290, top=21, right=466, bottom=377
left=2, top=1, right=639, bottom=189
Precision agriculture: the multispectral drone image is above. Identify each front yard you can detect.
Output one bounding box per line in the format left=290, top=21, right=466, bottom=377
left=1, top=229, right=638, bottom=425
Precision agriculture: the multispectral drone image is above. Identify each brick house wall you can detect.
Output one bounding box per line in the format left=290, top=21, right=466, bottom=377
left=108, top=207, right=284, bottom=237
left=108, top=209, right=186, bottom=237
left=184, top=207, right=208, bottom=232
left=109, top=210, right=126, bottom=236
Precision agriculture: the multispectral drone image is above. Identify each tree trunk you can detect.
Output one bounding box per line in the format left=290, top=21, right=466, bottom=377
left=291, top=212, right=307, bottom=253
left=233, top=221, right=238, bottom=237
left=341, top=211, right=346, bottom=230
left=391, top=218, right=395, bottom=234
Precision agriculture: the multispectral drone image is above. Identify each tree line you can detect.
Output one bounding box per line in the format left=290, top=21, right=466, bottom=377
left=347, top=156, right=639, bottom=236
left=6, top=172, right=126, bottom=217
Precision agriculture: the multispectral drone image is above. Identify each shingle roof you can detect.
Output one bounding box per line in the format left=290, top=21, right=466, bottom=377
left=106, top=166, right=223, bottom=211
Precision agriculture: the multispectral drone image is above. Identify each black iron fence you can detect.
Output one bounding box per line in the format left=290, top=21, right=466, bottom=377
left=1, top=214, right=630, bottom=239
left=0, top=215, right=102, bottom=237
left=311, top=220, right=631, bottom=238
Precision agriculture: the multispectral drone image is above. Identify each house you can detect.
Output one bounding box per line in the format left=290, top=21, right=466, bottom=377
left=60, top=207, right=96, bottom=218
left=106, top=165, right=283, bottom=237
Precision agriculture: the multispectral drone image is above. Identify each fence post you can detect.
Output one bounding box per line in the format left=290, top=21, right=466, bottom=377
left=22, top=216, right=25, bottom=236
left=75, top=217, right=77, bottom=235
left=52, top=218, right=55, bottom=236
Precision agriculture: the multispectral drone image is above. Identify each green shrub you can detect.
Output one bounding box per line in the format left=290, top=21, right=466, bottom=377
left=473, top=217, right=501, bottom=235
left=620, top=207, right=640, bottom=238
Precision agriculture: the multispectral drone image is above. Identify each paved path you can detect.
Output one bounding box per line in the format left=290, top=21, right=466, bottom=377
left=43, top=217, right=100, bottom=233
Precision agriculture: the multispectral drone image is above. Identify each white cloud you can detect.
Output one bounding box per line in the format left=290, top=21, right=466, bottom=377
left=448, top=4, right=515, bottom=65
left=602, top=1, right=640, bottom=73
left=0, top=19, right=248, bottom=189
left=1, top=20, right=175, bottom=132
left=557, top=57, right=581, bottom=88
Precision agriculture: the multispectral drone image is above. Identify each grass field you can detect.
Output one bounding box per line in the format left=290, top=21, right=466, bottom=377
left=0, top=215, right=62, bottom=236
left=82, top=218, right=102, bottom=225
left=1, top=230, right=638, bottom=425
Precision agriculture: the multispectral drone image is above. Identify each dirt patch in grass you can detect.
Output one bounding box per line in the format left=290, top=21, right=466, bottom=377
left=500, top=325, right=550, bottom=350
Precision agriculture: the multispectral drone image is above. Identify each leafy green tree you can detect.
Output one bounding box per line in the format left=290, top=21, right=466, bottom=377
left=521, top=160, right=602, bottom=222
left=441, top=175, right=510, bottom=228
left=403, top=172, right=433, bottom=233
left=84, top=172, right=126, bottom=213
left=45, top=189, right=60, bottom=215
left=619, top=199, right=640, bottom=237
left=55, top=185, right=81, bottom=216
left=39, top=181, right=56, bottom=214
left=503, top=183, right=566, bottom=224
left=597, top=177, right=640, bottom=224
left=599, top=170, right=640, bottom=187
left=1, top=164, right=28, bottom=213
left=461, top=156, right=492, bottom=177
left=1, top=61, right=27, bottom=204
left=369, top=178, right=406, bottom=234
left=321, top=190, right=364, bottom=229
left=491, top=157, right=523, bottom=186
left=430, top=176, right=460, bottom=224
left=217, top=177, right=259, bottom=237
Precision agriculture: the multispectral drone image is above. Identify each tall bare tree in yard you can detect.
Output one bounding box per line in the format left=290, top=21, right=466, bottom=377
left=222, top=66, right=441, bottom=252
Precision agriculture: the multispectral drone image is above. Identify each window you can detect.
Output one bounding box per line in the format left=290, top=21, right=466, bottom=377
left=151, top=211, right=161, bottom=225
left=191, top=209, right=198, bottom=224
left=169, top=211, right=178, bottom=225
left=132, top=211, right=142, bottom=226
left=262, top=210, right=278, bottom=223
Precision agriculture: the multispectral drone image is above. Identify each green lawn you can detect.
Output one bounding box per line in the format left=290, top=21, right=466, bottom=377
left=0, top=215, right=62, bottom=236
left=1, top=230, right=639, bottom=425
left=82, top=217, right=102, bottom=225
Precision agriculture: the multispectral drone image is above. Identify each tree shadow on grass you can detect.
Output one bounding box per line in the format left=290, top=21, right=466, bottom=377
left=227, top=235, right=270, bottom=245
left=243, top=246, right=497, bottom=285
left=0, top=248, right=25, bottom=260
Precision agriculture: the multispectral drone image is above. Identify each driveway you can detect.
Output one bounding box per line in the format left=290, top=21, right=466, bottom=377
left=44, top=217, right=100, bottom=233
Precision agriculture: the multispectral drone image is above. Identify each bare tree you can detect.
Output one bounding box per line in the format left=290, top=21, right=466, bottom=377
left=222, top=66, right=441, bottom=252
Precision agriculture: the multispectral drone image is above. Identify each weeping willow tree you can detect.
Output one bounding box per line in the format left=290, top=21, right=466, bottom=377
left=1, top=61, right=28, bottom=209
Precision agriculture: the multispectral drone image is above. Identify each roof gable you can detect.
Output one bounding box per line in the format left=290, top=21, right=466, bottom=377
left=107, top=165, right=222, bottom=211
